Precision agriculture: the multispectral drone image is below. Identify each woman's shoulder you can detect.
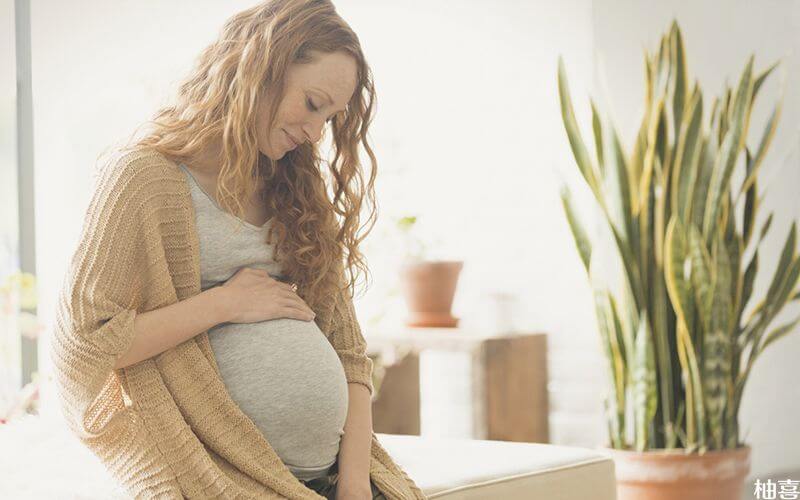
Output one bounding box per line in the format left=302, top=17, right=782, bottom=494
left=98, top=145, right=183, bottom=186
left=89, top=145, right=189, bottom=220
left=95, top=147, right=186, bottom=199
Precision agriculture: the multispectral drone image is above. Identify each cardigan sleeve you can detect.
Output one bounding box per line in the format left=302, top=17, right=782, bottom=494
left=326, top=283, right=375, bottom=396
left=50, top=154, right=148, bottom=437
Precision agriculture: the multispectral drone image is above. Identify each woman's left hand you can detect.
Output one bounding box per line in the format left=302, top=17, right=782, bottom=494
left=335, top=478, right=372, bottom=500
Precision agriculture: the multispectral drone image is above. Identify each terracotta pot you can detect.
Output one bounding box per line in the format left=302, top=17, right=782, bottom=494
left=607, top=445, right=751, bottom=500
left=400, top=260, right=463, bottom=327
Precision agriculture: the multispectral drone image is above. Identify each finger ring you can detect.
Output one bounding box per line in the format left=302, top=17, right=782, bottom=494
left=290, top=283, right=298, bottom=292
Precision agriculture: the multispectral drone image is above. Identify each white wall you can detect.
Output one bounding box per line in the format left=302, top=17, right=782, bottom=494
left=593, top=0, right=800, bottom=479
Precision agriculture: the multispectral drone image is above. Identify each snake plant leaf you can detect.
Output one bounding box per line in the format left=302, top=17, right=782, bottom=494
left=644, top=51, right=654, bottom=109
left=741, top=217, right=787, bottom=329
left=655, top=101, right=669, bottom=179
left=672, top=85, right=704, bottom=223
left=591, top=99, right=605, bottom=177
left=604, top=123, right=635, bottom=242
left=593, top=288, right=626, bottom=448
left=709, top=95, right=719, bottom=141
left=558, top=57, right=602, bottom=200
left=655, top=35, right=672, bottom=99
left=666, top=216, right=708, bottom=448
left=738, top=99, right=783, bottom=200
left=676, top=319, right=707, bottom=449
left=725, top=213, right=744, bottom=319
left=738, top=268, right=800, bottom=415
left=633, top=310, right=657, bottom=451
left=703, top=56, right=755, bottom=245
left=652, top=268, right=678, bottom=448
left=760, top=212, right=774, bottom=244
left=772, top=254, right=800, bottom=316
left=631, top=119, right=649, bottom=218
left=740, top=249, right=759, bottom=323
left=610, top=293, right=634, bottom=384
left=718, top=87, right=732, bottom=149
left=639, top=96, right=664, bottom=223
left=665, top=216, right=695, bottom=327
left=689, top=224, right=715, bottom=335
left=603, top=397, right=623, bottom=450
left=706, top=234, right=734, bottom=449
left=639, top=174, right=655, bottom=291
left=765, top=222, right=796, bottom=305
left=670, top=21, right=688, bottom=142
left=760, top=314, right=800, bottom=353
left=601, top=290, right=627, bottom=389
left=691, top=137, right=713, bottom=231
left=603, top=208, right=646, bottom=311
left=654, top=152, right=670, bottom=272
left=742, top=148, right=757, bottom=246
left=745, top=255, right=800, bottom=366
left=753, top=60, right=780, bottom=101
left=560, top=187, right=593, bottom=274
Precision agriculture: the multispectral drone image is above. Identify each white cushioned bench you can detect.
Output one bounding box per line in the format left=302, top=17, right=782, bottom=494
left=0, top=414, right=617, bottom=499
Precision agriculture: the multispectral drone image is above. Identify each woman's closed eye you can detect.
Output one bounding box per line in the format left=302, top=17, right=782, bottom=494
left=306, top=97, right=335, bottom=124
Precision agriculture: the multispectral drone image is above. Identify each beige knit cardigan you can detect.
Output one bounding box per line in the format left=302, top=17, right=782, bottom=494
left=50, top=147, right=426, bottom=499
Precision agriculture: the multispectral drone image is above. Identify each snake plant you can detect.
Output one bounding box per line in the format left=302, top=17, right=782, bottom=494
left=558, top=20, right=798, bottom=452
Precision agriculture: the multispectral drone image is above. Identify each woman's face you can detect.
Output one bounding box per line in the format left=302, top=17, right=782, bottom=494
left=257, top=50, right=358, bottom=160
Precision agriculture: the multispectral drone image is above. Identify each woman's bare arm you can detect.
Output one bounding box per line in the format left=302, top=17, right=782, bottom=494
left=113, top=287, right=231, bottom=369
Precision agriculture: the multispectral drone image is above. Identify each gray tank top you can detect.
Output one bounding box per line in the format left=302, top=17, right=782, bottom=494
left=178, top=162, right=349, bottom=481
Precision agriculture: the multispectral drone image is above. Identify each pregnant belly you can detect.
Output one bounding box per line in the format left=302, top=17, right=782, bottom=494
left=207, top=317, right=349, bottom=469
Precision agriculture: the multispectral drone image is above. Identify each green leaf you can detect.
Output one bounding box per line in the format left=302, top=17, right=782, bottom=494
left=760, top=213, right=774, bottom=243
left=633, top=311, right=657, bottom=451
left=591, top=99, right=605, bottom=176
left=558, top=57, right=602, bottom=199
left=738, top=100, right=782, bottom=200
left=670, top=21, right=688, bottom=142
left=742, top=148, right=757, bottom=246
left=560, top=187, right=593, bottom=273
left=672, top=86, right=704, bottom=223
left=760, top=314, right=800, bottom=353
left=691, top=137, right=713, bottom=231
left=689, top=224, right=714, bottom=335
left=604, top=124, right=634, bottom=240
left=765, top=223, right=796, bottom=305
left=753, top=60, right=779, bottom=100
left=593, top=288, right=626, bottom=448
left=665, top=216, right=695, bottom=326
left=703, top=56, right=755, bottom=245
left=740, top=250, right=759, bottom=322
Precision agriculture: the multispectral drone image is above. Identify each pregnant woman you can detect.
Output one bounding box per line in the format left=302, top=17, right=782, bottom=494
left=50, top=1, right=425, bottom=499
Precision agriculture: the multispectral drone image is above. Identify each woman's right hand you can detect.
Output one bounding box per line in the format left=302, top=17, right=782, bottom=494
left=219, top=267, right=316, bottom=324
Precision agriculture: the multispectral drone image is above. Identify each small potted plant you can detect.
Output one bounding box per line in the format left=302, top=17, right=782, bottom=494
left=558, top=21, right=797, bottom=500
left=396, top=215, right=464, bottom=328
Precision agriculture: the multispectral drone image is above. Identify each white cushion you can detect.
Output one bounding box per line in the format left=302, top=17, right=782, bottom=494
left=0, top=414, right=616, bottom=499
left=379, top=433, right=616, bottom=499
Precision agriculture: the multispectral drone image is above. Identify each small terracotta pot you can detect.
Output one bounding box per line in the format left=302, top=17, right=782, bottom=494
left=607, top=445, right=751, bottom=500
left=400, top=260, right=463, bottom=327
